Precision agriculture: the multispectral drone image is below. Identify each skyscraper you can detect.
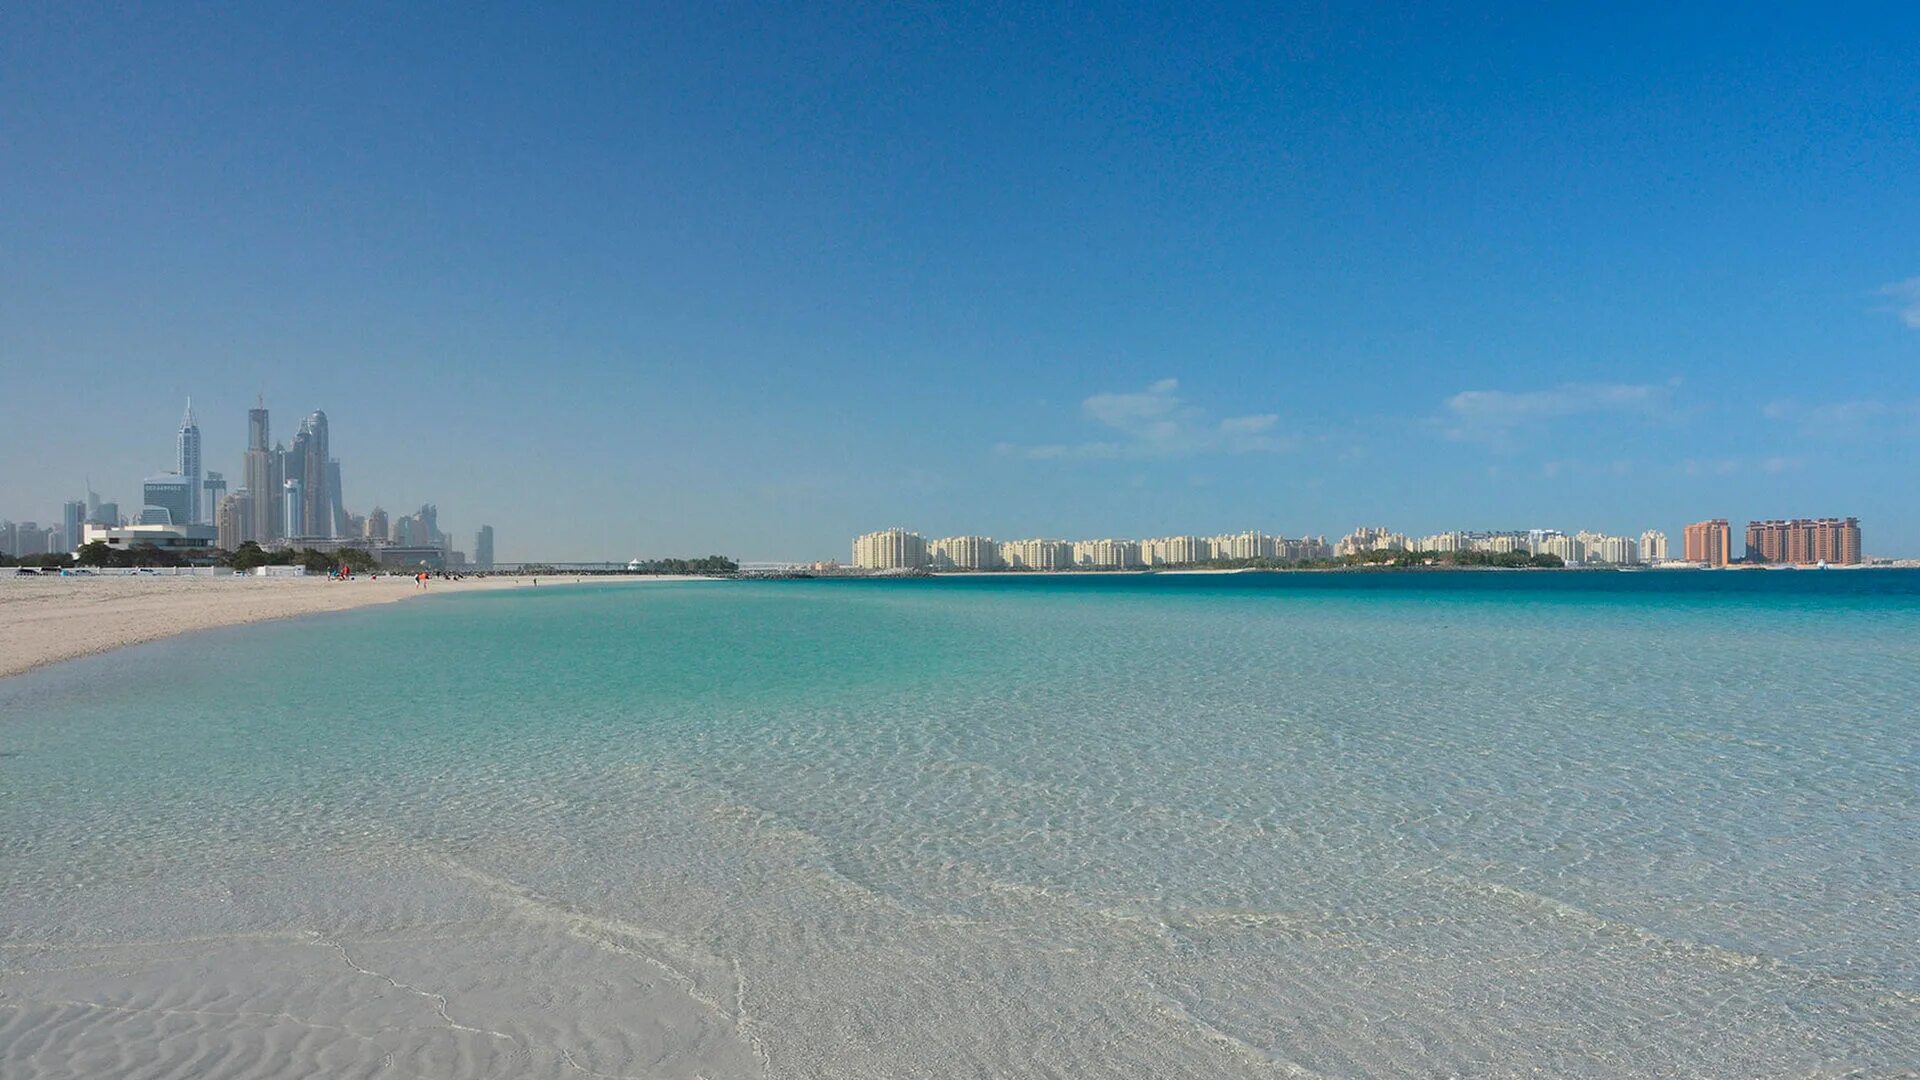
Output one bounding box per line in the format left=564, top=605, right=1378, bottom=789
left=244, top=397, right=276, bottom=544
left=365, top=506, right=389, bottom=541
left=282, top=478, right=303, bottom=540
left=62, top=500, right=85, bottom=555
left=326, top=458, right=346, bottom=538
left=287, top=410, right=334, bottom=540
left=176, top=399, right=202, bottom=524
left=142, top=475, right=195, bottom=527
left=203, top=471, right=227, bottom=518
left=474, top=525, right=495, bottom=569
left=217, top=490, right=251, bottom=552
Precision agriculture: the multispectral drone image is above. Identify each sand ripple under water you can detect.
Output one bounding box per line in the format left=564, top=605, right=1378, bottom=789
left=3, top=573, right=1918, bottom=1077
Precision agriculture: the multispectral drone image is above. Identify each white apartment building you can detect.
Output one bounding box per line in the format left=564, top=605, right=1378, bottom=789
left=928, top=535, right=1000, bottom=570
left=1286, top=536, right=1335, bottom=561
left=1070, top=538, right=1143, bottom=569
left=1536, top=533, right=1582, bottom=564
left=1639, top=530, right=1668, bottom=562
left=1001, top=539, right=1072, bottom=570
left=1210, top=530, right=1273, bottom=560
left=1576, top=531, right=1639, bottom=565
left=1145, top=535, right=1208, bottom=565
left=1575, top=532, right=1618, bottom=564
left=1335, top=527, right=1411, bottom=557
left=852, top=528, right=929, bottom=570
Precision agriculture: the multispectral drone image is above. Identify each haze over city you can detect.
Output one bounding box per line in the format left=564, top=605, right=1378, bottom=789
left=4, top=6, right=1916, bottom=561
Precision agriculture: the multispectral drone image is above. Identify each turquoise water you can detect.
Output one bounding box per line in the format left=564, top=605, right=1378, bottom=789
left=3, top=572, right=1919, bottom=1077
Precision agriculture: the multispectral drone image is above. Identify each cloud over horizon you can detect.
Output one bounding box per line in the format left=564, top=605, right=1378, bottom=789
left=1000, top=378, right=1291, bottom=461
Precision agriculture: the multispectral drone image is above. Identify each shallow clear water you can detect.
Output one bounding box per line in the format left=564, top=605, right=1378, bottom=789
left=3, top=572, right=1918, bottom=1077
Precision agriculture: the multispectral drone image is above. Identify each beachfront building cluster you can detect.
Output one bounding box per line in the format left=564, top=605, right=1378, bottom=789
left=1342, top=526, right=1671, bottom=566
left=1744, top=518, right=1861, bottom=565
left=852, top=529, right=1335, bottom=571
left=1683, top=516, right=1861, bottom=566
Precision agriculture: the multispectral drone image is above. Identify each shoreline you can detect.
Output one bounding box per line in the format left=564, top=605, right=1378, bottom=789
left=0, top=573, right=718, bottom=681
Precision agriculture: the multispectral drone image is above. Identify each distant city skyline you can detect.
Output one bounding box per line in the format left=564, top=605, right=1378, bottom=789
left=0, top=396, right=493, bottom=567
left=2, top=7, right=1917, bottom=560
left=0, top=389, right=1881, bottom=566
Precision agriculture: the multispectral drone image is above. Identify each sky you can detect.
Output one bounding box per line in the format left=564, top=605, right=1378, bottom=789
left=2, top=3, right=1916, bottom=561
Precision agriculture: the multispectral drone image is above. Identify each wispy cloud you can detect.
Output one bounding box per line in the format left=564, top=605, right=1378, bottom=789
left=999, top=378, right=1291, bottom=460
left=1437, top=381, right=1680, bottom=445
left=1876, top=277, right=1920, bottom=329
left=1680, top=455, right=1803, bottom=477
left=1764, top=397, right=1920, bottom=435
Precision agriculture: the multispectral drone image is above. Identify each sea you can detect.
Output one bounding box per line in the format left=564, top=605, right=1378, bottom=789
left=2, top=571, right=1917, bottom=1078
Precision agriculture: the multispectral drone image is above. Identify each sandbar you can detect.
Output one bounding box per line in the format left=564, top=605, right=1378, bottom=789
left=0, top=573, right=712, bottom=679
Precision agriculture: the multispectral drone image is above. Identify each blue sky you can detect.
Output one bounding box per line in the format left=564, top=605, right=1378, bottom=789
left=2, top=3, right=1916, bottom=560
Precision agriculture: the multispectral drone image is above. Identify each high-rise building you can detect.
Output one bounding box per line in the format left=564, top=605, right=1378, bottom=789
left=245, top=397, right=277, bottom=544
left=413, top=504, right=440, bottom=546
left=286, top=430, right=311, bottom=536
left=929, top=535, right=998, bottom=570
left=176, top=399, right=202, bottom=524
left=203, top=470, right=226, bottom=518
left=1073, top=538, right=1142, bottom=569
left=142, top=474, right=195, bottom=527
left=999, top=539, right=1072, bottom=570
left=1639, top=530, right=1668, bottom=563
left=1154, top=536, right=1207, bottom=565
left=365, top=506, right=389, bottom=541
left=326, top=458, right=346, bottom=538
left=1743, top=518, right=1861, bottom=565
left=216, top=490, right=252, bottom=551
left=282, top=479, right=303, bottom=540
left=62, top=500, right=86, bottom=555
left=1536, top=533, right=1582, bottom=564
left=852, top=528, right=929, bottom=570
left=1334, top=527, right=1410, bottom=557
left=290, top=411, right=333, bottom=539
left=475, top=525, right=495, bottom=569
left=270, top=443, right=289, bottom=534
left=1578, top=532, right=1638, bottom=565
left=1683, top=519, right=1732, bottom=567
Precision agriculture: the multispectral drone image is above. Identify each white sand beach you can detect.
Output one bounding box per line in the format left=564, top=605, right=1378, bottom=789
left=0, top=573, right=712, bottom=680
